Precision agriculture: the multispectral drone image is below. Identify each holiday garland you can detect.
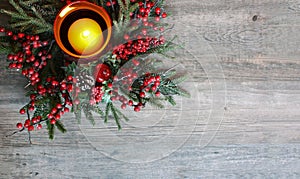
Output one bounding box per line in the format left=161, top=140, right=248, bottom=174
left=0, top=0, right=190, bottom=141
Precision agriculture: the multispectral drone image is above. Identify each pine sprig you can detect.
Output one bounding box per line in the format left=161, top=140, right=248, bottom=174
left=104, top=102, right=111, bottom=123
left=82, top=103, right=96, bottom=126
left=1, top=0, right=53, bottom=34
left=55, top=120, right=67, bottom=133
left=110, top=103, right=121, bottom=129
left=46, top=120, right=55, bottom=140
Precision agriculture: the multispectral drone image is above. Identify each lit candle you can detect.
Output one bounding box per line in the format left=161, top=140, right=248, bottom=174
left=68, top=18, right=104, bottom=55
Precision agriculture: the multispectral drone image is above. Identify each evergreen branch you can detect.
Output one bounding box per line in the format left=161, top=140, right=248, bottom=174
left=165, top=96, right=176, bottom=106
left=20, top=0, right=40, bottom=7
left=74, top=106, right=82, bottom=124
left=174, top=87, right=191, bottom=98
left=161, top=69, right=177, bottom=79
left=83, top=104, right=96, bottom=126
left=115, top=107, right=129, bottom=122
left=0, top=9, right=30, bottom=20
left=55, top=120, right=67, bottom=133
left=0, top=45, right=12, bottom=54
left=104, top=102, right=111, bottom=123
left=8, top=0, right=26, bottom=15
left=113, top=20, right=121, bottom=33
left=46, top=120, right=55, bottom=140
left=110, top=103, right=121, bottom=129
left=0, top=36, right=11, bottom=42
left=1, top=0, right=53, bottom=34
left=171, top=74, right=189, bottom=85
left=31, top=6, right=47, bottom=23
left=148, top=97, right=165, bottom=109
left=91, top=105, right=104, bottom=117
left=10, top=20, right=32, bottom=28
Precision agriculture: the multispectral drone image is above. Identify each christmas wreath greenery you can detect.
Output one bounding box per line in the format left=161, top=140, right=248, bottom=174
left=0, top=0, right=190, bottom=141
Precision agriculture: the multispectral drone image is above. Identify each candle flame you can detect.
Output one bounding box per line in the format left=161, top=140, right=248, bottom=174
left=82, top=30, right=91, bottom=38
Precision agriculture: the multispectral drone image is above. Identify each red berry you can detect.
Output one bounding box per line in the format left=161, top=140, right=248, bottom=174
left=28, top=106, right=34, bottom=111
left=24, top=120, right=30, bottom=128
left=64, top=107, right=70, bottom=113
left=132, top=59, right=139, bottom=66
left=42, top=41, right=48, bottom=46
left=155, top=76, right=161, bottom=81
left=124, top=34, right=130, bottom=40
left=106, top=1, right=111, bottom=6
left=161, top=12, right=167, bottom=18
left=47, top=113, right=54, bottom=119
left=155, top=7, right=161, bottom=15
left=50, top=119, right=56, bottom=124
left=6, top=31, right=13, bottom=36
left=134, top=106, right=140, bottom=112
left=37, top=124, right=42, bottom=130
left=55, top=114, right=61, bottom=120
left=51, top=108, right=58, bottom=114
left=107, top=83, right=113, bottom=88
left=155, top=91, right=161, bottom=97
left=17, top=33, right=25, bottom=38
left=28, top=125, right=34, bottom=131
left=74, top=99, right=80, bottom=105
left=121, top=103, right=127, bottom=109
left=16, top=123, right=23, bottom=129
left=142, top=29, right=147, bottom=35
left=67, top=84, right=73, bottom=92
left=154, top=81, right=160, bottom=86
left=155, top=16, right=160, bottom=22
left=139, top=7, right=145, bottom=13
left=140, top=91, right=146, bottom=98
left=128, top=100, right=133, bottom=106
left=67, top=75, right=73, bottom=81
left=7, top=54, right=13, bottom=60
left=151, top=86, right=157, bottom=91
left=12, top=35, right=18, bottom=41
left=56, top=103, right=63, bottom=109
left=20, top=109, right=26, bottom=114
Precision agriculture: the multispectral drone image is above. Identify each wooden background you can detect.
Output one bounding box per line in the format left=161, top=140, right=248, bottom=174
left=1, top=0, right=300, bottom=178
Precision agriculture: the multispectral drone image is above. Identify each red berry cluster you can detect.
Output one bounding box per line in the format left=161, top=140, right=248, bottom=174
left=47, top=102, right=70, bottom=125
left=130, top=0, right=167, bottom=26
left=16, top=116, right=42, bottom=131
left=90, top=86, right=105, bottom=104
left=17, top=75, right=73, bottom=131
left=0, top=27, right=50, bottom=72
left=112, top=70, right=162, bottom=112
left=140, top=74, right=161, bottom=96
left=130, top=74, right=162, bottom=112
left=112, top=36, right=165, bottom=60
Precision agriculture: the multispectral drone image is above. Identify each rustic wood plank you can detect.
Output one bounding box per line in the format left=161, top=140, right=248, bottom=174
left=0, top=0, right=300, bottom=178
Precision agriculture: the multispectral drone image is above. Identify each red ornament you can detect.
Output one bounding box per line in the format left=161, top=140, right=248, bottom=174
left=94, top=64, right=112, bottom=83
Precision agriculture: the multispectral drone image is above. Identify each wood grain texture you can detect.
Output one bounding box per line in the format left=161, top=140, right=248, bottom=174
left=1, top=0, right=300, bottom=178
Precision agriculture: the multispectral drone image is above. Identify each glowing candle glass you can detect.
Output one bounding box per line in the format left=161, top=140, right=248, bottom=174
left=53, top=1, right=112, bottom=58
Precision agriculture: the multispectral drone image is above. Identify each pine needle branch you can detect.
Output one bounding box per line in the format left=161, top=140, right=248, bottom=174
left=55, top=120, right=67, bottom=133
left=110, top=103, right=121, bottom=129
left=104, top=102, right=111, bottom=123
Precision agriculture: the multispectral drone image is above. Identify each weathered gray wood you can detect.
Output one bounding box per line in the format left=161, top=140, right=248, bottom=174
left=1, top=0, right=300, bottom=178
